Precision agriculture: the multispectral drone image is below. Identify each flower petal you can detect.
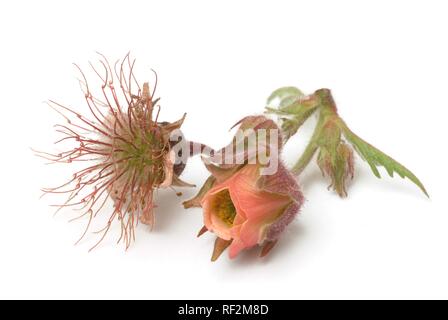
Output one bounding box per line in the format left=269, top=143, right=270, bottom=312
left=228, top=165, right=291, bottom=221
left=202, top=186, right=235, bottom=240
left=228, top=237, right=246, bottom=259
left=228, top=219, right=268, bottom=258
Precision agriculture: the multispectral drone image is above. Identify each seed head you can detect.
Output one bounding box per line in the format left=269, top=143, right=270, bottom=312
left=36, top=54, right=189, bottom=250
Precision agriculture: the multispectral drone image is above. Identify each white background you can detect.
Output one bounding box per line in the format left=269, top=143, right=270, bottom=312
left=0, top=0, right=447, bottom=299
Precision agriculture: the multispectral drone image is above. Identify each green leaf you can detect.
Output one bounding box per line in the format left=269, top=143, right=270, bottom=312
left=266, top=86, right=304, bottom=108
left=338, top=120, right=428, bottom=197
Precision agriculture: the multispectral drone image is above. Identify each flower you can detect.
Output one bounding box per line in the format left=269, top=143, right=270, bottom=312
left=36, top=54, right=195, bottom=250
left=184, top=116, right=304, bottom=260
left=203, top=163, right=303, bottom=259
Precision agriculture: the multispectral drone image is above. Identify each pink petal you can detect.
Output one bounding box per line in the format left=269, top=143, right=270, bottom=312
left=228, top=219, right=266, bottom=258
left=228, top=165, right=290, bottom=221
left=228, top=238, right=247, bottom=259
left=227, top=216, right=277, bottom=259
left=202, top=184, right=240, bottom=241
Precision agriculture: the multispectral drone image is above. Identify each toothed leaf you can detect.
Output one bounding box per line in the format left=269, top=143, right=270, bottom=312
left=338, top=120, right=428, bottom=197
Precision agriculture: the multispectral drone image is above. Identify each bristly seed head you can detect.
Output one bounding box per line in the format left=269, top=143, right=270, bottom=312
left=36, top=53, right=188, bottom=250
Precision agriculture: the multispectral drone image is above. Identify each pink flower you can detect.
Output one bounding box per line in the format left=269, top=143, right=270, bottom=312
left=184, top=116, right=304, bottom=260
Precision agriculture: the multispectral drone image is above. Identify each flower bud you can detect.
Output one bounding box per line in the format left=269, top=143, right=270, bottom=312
left=317, top=141, right=354, bottom=197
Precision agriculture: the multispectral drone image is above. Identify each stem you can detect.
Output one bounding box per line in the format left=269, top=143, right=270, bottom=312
left=290, top=88, right=339, bottom=176
left=290, top=127, right=319, bottom=175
